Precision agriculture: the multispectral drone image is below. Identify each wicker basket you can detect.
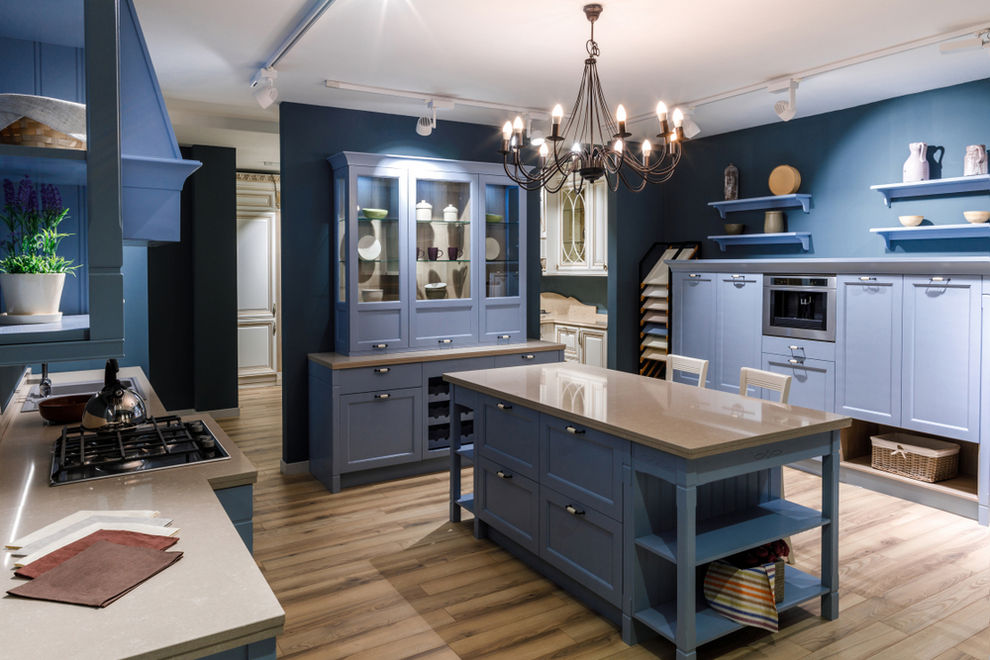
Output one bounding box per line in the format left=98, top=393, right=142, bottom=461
left=871, top=432, right=958, bottom=483
left=0, top=117, right=85, bottom=150
left=773, top=558, right=785, bottom=603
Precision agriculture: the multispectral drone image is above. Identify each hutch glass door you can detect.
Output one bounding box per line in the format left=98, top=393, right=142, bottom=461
left=483, top=182, right=520, bottom=298
left=356, top=174, right=401, bottom=303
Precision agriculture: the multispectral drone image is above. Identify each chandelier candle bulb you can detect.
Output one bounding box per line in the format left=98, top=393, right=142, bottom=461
left=551, top=104, right=564, bottom=139
left=616, top=104, right=628, bottom=136
left=672, top=108, right=684, bottom=127
left=642, top=139, right=652, bottom=165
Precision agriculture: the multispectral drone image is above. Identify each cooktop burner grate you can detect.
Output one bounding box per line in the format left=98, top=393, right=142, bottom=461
left=50, top=415, right=230, bottom=486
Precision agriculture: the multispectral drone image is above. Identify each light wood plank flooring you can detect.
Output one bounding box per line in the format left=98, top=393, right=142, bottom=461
left=219, top=385, right=990, bottom=659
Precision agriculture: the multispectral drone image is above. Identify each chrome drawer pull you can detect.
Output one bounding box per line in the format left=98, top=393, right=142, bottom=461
left=788, top=345, right=803, bottom=351
left=496, top=402, right=512, bottom=410
left=565, top=504, right=585, bottom=516
left=374, top=367, right=390, bottom=374
left=521, top=354, right=535, bottom=360
left=688, top=273, right=700, bottom=278
left=788, top=358, right=804, bottom=365
left=859, top=276, right=877, bottom=281
left=496, top=470, right=512, bottom=479
left=372, top=343, right=388, bottom=350
left=438, top=338, right=453, bottom=344
left=498, top=334, right=510, bottom=340
left=374, top=393, right=390, bottom=400
left=565, top=425, right=585, bottom=435
left=730, top=274, right=745, bottom=279
left=929, top=276, right=949, bottom=283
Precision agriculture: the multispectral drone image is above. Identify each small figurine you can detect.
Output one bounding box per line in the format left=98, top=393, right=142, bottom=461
left=964, top=144, right=987, bottom=176
left=723, top=163, right=738, bottom=200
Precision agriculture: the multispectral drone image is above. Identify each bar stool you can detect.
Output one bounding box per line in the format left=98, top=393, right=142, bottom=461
left=739, top=367, right=795, bottom=563
left=665, top=354, right=709, bottom=388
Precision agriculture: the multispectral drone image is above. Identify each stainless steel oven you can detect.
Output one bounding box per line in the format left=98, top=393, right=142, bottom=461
left=763, top=275, right=836, bottom=342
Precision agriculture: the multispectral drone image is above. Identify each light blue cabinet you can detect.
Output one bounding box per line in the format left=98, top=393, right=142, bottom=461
left=762, top=353, right=835, bottom=412
left=715, top=274, right=763, bottom=393
left=671, top=271, right=716, bottom=387
left=338, top=387, right=423, bottom=471
left=328, top=152, right=526, bottom=355
left=980, top=284, right=989, bottom=526
left=835, top=275, right=903, bottom=424
left=902, top=275, right=981, bottom=443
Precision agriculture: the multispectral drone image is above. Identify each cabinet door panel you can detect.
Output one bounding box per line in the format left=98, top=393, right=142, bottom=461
left=672, top=272, right=716, bottom=388
left=478, top=397, right=539, bottom=479
left=902, top=276, right=981, bottom=442
left=579, top=328, right=607, bottom=367
left=555, top=325, right=580, bottom=362
left=762, top=354, right=834, bottom=412
left=541, top=415, right=627, bottom=520
left=477, top=456, right=539, bottom=554
left=835, top=275, right=902, bottom=424
left=715, top=275, right=762, bottom=394
left=411, top=303, right=476, bottom=347
left=540, top=486, right=622, bottom=606
left=338, top=387, right=422, bottom=471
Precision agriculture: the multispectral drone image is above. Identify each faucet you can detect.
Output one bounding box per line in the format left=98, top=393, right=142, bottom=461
left=39, top=362, right=51, bottom=398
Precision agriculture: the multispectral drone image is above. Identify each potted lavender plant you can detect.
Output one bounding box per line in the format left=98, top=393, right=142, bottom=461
left=0, top=176, right=79, bottom=323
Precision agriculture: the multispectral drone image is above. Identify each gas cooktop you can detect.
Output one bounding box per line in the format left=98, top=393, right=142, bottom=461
left=50, top=415, right=230, bottom=486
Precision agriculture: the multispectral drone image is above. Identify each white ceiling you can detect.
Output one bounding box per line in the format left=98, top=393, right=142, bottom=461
left=134, top=0, right=990, bottom=171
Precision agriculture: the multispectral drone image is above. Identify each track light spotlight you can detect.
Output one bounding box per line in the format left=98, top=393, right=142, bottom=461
left=415, top=100, right=438, bottom=137
left=679, top=109, right=702, bottom=139
left=771, top=79, right=798, bottom=122
left=250, top=67, right=278, bottom=109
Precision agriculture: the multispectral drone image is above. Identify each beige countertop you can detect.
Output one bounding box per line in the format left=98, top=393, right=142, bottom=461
left=0, top=368, right=284, bottom=659
left=540, top=313, right=608, bottom=329
left=309, top=339, right=564, bottom=369
left=444, top=363, right=850, bottom=459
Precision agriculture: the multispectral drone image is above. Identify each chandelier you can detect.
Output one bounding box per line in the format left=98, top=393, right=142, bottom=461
left=499, top=3, right=685, bottom=194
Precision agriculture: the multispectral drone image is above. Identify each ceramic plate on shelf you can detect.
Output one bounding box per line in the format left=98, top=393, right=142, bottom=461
left=485, top=237, right=500, bottom=260
left=357, top=234, right=381, bottom=261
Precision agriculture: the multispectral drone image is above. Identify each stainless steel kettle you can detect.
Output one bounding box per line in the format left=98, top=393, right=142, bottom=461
left=81, top=359, right=148, bottom=430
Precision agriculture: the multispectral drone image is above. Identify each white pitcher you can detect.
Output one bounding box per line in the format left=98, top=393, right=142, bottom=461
left=964, top=144, right=987, bottom=176
left=902, top=142, right=929, bottom=183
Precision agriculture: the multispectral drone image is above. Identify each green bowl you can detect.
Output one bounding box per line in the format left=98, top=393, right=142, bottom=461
left=485, top=213, right=504, bottom=223
left=361, top=208, right=389, bottom=220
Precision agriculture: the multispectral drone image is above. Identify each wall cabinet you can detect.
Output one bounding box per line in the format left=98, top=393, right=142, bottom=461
left=329, top=152, right=526, bottom=355
left=902, top=275, right=981, bottom=443
left=835, top=275, right=902, bottom=424
left=540, top=179, right=607, bottom=275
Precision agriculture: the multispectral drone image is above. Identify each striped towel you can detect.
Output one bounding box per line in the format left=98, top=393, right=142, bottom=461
left=703, top=560, right=780, bottom=632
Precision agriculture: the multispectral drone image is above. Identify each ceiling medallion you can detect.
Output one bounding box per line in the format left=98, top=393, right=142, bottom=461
left=500, top=3, right=686, bottom=194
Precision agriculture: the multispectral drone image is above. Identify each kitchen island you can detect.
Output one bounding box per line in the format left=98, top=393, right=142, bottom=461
left=445, top=363, right=851, bottom=659
left=0, top=368, right=284, bottom=659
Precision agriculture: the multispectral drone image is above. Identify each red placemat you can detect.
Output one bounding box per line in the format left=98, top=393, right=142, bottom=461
left=15, top=529, right=179, bottom=579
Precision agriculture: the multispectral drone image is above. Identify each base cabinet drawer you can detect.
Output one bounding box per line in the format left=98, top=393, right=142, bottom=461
left=541, top=415, right=627, bottom=520
left=539, top=486, right=622, bottom=606
left=477, top=456, right=539, bottom=554
left=493, top=350, right=560, bottom=368
left=477, top=396, right=539, bottom=479
left=338, top=387, right=422, bottom=472
left=335, top=362, right=422, bottom=394
left=762, top=353, right=835, bottom=412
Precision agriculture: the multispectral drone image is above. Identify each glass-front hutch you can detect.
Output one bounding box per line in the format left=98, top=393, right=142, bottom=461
left=329, top=152, right=527, bottom=355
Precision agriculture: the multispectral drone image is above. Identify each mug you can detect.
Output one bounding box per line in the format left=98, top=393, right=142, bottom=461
left=427, top=247, right=441, bottom=261
left=416, top=247, right=424, bottom=260
left=447, top=246, right=462, bottom=260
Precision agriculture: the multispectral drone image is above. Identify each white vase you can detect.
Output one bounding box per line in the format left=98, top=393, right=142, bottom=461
left=963, top=145, right=987, bottom=176
left=0, top=273, right=66, bottom=317
left=902, top=142, right=929, bottom=183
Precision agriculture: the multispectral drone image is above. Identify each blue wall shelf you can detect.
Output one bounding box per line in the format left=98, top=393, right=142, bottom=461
left=870, top=174, right=990, bottom=207
left=0, top=145, right=87, bottom=184
left=707, top=194, right=812, bottom=219
left=870, top=222, right=990, bottom=249
left=708, top=231, right=812, bottom=251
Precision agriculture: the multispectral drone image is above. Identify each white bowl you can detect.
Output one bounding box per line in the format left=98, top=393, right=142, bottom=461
left=898, top=215, right=923, bottom=227
left=357, top=234, right=381, bottom=260
left=424, top=282, right=447, bottom=299
left=360, top=288, right=383, bottom=302
left=963, top=210, right=990, bottom=224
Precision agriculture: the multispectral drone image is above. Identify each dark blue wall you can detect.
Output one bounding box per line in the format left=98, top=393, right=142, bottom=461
left=279, top=102, right=542, bottom=464
left=541, top=275, right=607, bottom=312
left=662, top=77, right=990, bottom=258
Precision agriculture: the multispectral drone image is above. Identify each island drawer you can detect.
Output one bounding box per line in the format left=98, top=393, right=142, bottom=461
left=762, top=335, right=835, bottom=363
left=476, top=456, right=539, bottom=554
left=540, top=414, right=628, bottom=520
left=334, top=362, right=422, bottom=394
left=477, top=397, right=539, bottom=479
left=493, top=350, right=560, bottom=368
left=539, top=485, right=622, bottom=607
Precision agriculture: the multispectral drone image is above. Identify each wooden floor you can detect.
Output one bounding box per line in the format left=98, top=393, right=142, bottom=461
left=219, top=386, right=990, bottom=659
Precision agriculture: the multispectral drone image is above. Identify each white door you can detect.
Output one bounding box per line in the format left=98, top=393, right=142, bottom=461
left=236, top=173, right=280, bottom=385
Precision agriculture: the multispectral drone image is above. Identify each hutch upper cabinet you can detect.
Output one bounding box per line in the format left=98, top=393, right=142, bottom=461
left=541, top=178, right=607, bottom=275
left=329, top=152, right=527, bottom=355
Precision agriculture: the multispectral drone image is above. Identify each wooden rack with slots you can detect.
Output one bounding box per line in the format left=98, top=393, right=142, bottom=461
left=637, top=242, right=699, bottom=378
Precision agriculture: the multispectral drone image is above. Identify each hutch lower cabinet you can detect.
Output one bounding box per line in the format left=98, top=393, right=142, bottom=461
left=308, top=343, right=562, bottom=492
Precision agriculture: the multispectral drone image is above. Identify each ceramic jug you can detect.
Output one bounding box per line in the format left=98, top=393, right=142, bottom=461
left=964, top=144, right=988, bottom=176
left=902, top=142, right=929, bottom=183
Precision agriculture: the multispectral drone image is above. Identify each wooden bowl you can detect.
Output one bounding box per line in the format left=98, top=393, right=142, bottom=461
left=898, top=215, right=924, bottom=227
left=38, top=394, right=90, bottom=425
left=768, top=165, right=801, bottom=196
left=963, top=211, right=989, bottom=224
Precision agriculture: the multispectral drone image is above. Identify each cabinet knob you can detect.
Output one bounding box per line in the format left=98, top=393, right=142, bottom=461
left=374, top=367, right=390, bottom=374
left=374, top=393, right=390, bottom=400
left=521, top=354, right=535, bottom=360
left=858, top=276, right=877, bottom=281
left=372, top=343, right=388, bottom=350
left=565, top=425, right=585, bottom=435
left=496, top=470, right=512, bottom=480
left=496, top=402, right=512, bottom=410
left=564, top=504, right=585, bottom=516
left=438, top=338, right=453, bottom=344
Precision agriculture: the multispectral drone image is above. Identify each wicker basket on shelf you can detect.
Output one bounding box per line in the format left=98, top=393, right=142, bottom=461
left=773, top=558, right=785, bottom=602
left=870, top=432, right=958, bottom=483
left=0, top=117, right=85, bottom=150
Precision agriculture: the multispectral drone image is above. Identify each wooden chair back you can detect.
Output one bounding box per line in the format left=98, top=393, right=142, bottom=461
left=665, top=354, right=709, bottom=388
left=739, top=367, right=791, bottom=403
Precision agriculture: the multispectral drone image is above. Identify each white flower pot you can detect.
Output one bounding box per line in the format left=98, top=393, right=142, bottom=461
left=0, top=273, right=66, bottom=316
